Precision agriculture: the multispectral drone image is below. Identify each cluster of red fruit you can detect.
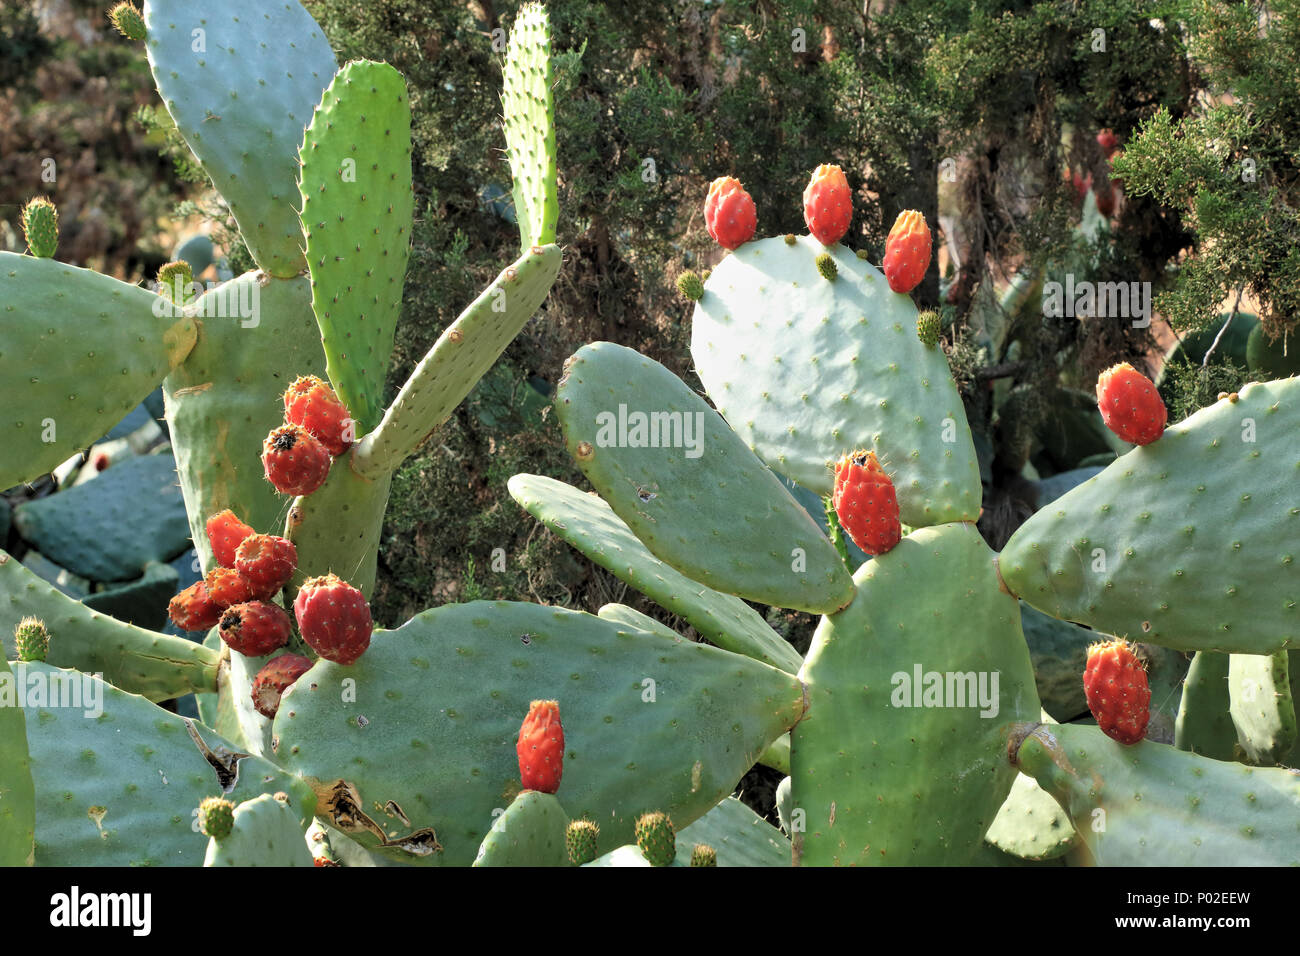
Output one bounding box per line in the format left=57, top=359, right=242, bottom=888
left=261, top=375, right=354, bottom=497
left=702, top=164, right=933, bottom=295
left=167, top=513, right=373, bottom=718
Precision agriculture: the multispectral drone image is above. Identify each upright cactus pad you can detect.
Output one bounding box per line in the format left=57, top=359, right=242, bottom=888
left=472, top=790, right=570, bottom=867
left=13, top=616, right=49, bottom=662
left=0, top=654, right=35, bottom=867
left=108, top=3, right=147, bottom=41
left=502, top=2, right=557, bottom=251
left=203, top=793, right=314, bottom=866
left=20, top=197, right=58, bottom=258
left=298, top=60, right=414, bottom=432
left=142, top=0, right=338, bottom=277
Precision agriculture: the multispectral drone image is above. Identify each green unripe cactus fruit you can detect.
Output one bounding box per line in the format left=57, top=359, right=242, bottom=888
left=676, top=270, right=704, bottom=302
left=784, top=234, right=797, bottom=245
left=815, top=252, right=837, bottom=280
left=690, top=843, right=717, bottom=866
left=20, top=198, right=58, bottom=259
left=156, top=261, right=194, bottom=307
left=917, top=310, right=941, bottom=347
left=565, top=818, right=599, bottom=865
left=108, top=3, right=146, bottom=41
left=13, top=617, right=49, bottom=663
left=701, top=269, right=711, bottom=281
left=197, top=796, right=235, bottom=840
left=634, top=811, right=675, bottom=866
left=855, top=248, right=869, bottom=260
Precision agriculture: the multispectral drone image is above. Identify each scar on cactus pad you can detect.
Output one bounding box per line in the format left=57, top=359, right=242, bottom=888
left=1096, top=362, right=1166, bottom=445
left=1083, top=639, right=1151, bottom=745
left=703, top=177, right=757, bottom=250
left=831, top=450, right=902, bottom=556
left=517, top=699, right=564, bottom=794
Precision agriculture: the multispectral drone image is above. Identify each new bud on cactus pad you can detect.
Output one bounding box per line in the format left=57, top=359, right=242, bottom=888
left=156, top=260, right=193, bottom=306
left=565, top=819, right=599, bottom=865
left=168, top=581, right=223, bottom=632
left=815, top=252, right=837, bottom=281
left=1083, top=639, right=1151, bottom=745
left=831, top=450, right=902, bottom=556
left=802, top=164, right=852, bottom=245
left=218, top=601, right=293, bottom=657
left=690, top=843, right=717, bottom=867
left=235, top=533, right=298, bottom=600
left=675, top=270, right=704, bottom=301
left=197, top=797, right=235, bottom=840
left=20, top=197, right=58, bottom=258
left=634, top=811, right=676, bottom=867
left=204, top=567, right=253, bottom=609
left=251, top=653, right=314, bottom=719
left=882, top=210, right=932, bottom=294
left=283, top=375, right=354, bottom=457
left=14, top=616, right=49, bottom=662
left=108, top=2, right=146, bottom=41
left=206, top=509, right=255, bottom=568
left=516, top=699, right=564, bottom=793
left=703, top=177, right=757, bottom=250
left=917, top=310, right=941, bottom=347
left=1096, top=362, right=1166, bottom=445
left=293, top=573, right=372, bottom=665
left=261, top=423, right=332, bottom=496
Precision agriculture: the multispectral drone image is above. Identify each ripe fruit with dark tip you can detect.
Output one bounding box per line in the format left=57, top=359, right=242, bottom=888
left=882, top=210, right=932, bottom=294
left=1083, top=639, right=1150, bottom=745
left=218, top=601, right=293, bottom=657
left=206, top=509, right=255, bottom=568
left=283, top=375, right=354, bottom=457
left=168, top=581, right=223, bottom=632
left=802, top=164, right=851, bottom=246
left=1096, top=362, right=1166, bottom=445
left=234, top=533, right=298, bottom=600
left=261, top=424, right=332, bottom=496
left=293, top=573, right=372, bottom=665
left=251, top=653, right=314, bottom=719
left=831, top=450, right=902, bottom=556
left=704, top=177, right=757, bottom=250
left=516, top=699, right=564, bottom=794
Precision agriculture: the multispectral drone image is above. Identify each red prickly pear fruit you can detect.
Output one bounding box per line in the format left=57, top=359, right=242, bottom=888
left=250, top=653, right=314, bottom=719
left=283, top=375, right=354, bottom=457
left=802, top=164, right=852, bottom=246
left=704, top=177, right=757, bottom=250
left=204, top=567, right=254, bottom=609
left=1096, top=128, right=1120, bottom=157
left=261, top=424, right=331, bottom=497
left=168, top=581, right=223, bottom=632
left=831, top=450, right=902, bottom=556
left=516, top=699, right=564, bottom=794
left=1083, top=638, right=1150, bottom=745
left=1096, top=362, right=1166, bottom=445
left=206, top=509, right=256, bottom=568
left=1095, top=181, right=1117, bottom=218
left=218, top=601, right=293, bottom=657
left=882, top=210, right=932, bottom=294
left=234, top=533, right=298, bottom=600
left=293, top=573, right=372, bottom=665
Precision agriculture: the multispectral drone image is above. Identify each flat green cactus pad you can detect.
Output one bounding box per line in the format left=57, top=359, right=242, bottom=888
left=1229, top=650, right=1296, bottom=765
left=585, top=796, right=790, bottom=867
left=472, top=790, right=570, bottom=867
left=509, top=473, right=801, bottom=673
left=273, top=600, right=804, bottom=865
left=283, top=465, right=392, bottom=601
left=203, top=793, right=314, bottom=866
left=1175, top=651, right=1237, bottom=760
left=1014, top=720, right=1300, bottom=865
left=0, top=654, right=36, bottom=865
left=596, top=603, right=680, bottom=641
left=690, top=235, right=982, bottom=526
left=502, top=2, right=557, bottom=251
left=553, top=342, right=855, bottom=615
left=299, top=60, right=414, bottom=432
left=1000, top=378, right=1300, bottom=655
left=791, top=522, right=1040, bottom=866
left=0, top=549, right=219, bottom=702
left=16, top=664, right=313, bottom=865
left=984, top=771, right=1077, bottom=861
left=164, top=273, right=327, bottom=574
left=0, top=253, right=196, bottom=492
left=13, top=454, right=191, bottom=583
left=143, top=0, right=338, bottom=276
